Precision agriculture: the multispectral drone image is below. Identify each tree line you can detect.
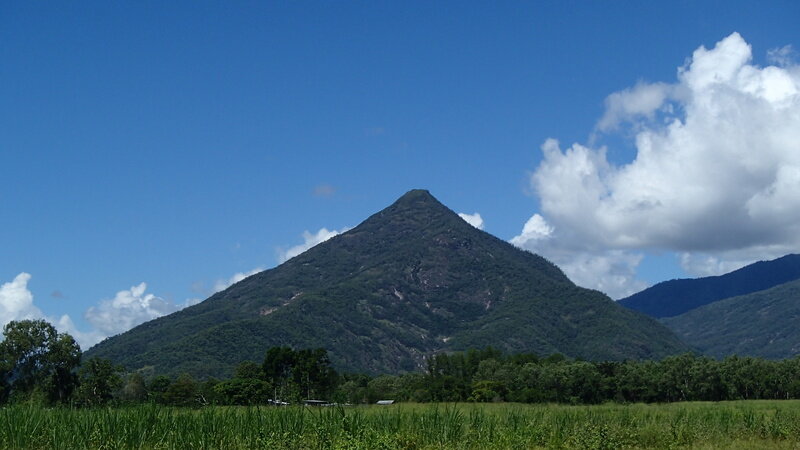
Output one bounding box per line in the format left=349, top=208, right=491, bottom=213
left=0, top=320, right=340, bottom=407
left=4, top=319, right=800, bottom=407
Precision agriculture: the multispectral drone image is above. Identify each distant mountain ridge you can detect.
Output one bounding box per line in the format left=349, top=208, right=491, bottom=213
left=662, top=278, right=800, bottom=359
left=619, top=254, right=800, bottom=318
left=86, top=189, right=686, bottom=378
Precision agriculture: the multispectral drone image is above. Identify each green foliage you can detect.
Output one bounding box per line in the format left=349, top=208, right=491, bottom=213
left=3, top=401, right=800, bottom=448
left=120, top=372, right=147, bottom=403
left=469, top=380, right=505, bottom=402
left=367, top=374, right=402, bottom=402
left=233, top=360, right=262, bottom=380
left=197, top=377, right=223, bottom=405
left=262, top=347, right=338, bottom=401
left=664, top=278, right=800, bottom=359
left=75, top=357, right=123, bottom=406
left=213, top=360, right=271, bottom=405
left=291, top=348, right=339, bottom=399
left=146, top=375, right=171, bottom=404
left=213, top=377, right=270, bottom=405
left=3, top=334, right=798, bottom=409
left=262, top=346, right=296, bottom=387
left=85, top=190, right=686, bottom=378
left=162, top=373, right=199, bottom=407
left=357, top=349, right=800, bottom=405
left=0, top=319, right=81, bottom=404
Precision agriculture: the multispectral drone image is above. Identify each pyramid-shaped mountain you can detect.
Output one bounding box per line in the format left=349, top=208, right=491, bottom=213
left=87, top=190, right=686, bottom=378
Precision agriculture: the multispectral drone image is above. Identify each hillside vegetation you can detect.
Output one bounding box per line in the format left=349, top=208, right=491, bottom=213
left=87, top=190, right=686, bottom=378
left=662, top=279, right=800, bottom=359
left=619, top=254, right=800, bottom=318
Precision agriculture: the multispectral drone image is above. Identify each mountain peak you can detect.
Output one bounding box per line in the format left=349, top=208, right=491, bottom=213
left=397, top=188, right=433, bottom=200
left=86, top=188, right=687, bottom=377
left=355, top=189, right=463, bottom=235
left=391, top=189, right=440, bottom=209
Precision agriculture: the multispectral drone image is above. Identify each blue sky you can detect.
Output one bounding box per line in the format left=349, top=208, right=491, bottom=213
left=2, top=1, right=800, bottom=348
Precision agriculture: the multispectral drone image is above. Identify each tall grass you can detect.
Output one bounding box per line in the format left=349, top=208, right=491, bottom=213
left=2, top=401, right=800, bottom=449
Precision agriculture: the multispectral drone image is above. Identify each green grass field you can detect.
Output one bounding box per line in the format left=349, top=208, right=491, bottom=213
left=3, top=401, right=800, bottom=449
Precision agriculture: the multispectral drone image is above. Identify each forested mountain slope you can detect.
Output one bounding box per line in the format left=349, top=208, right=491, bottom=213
left=619, top=254, right=800, bottom=318
left=87, top=190, right=686, bottom=378
left=662, top=278, right=800, bottom=359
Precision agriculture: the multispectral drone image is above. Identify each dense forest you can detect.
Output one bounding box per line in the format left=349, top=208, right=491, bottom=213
left=4, top=319, right=800, bottom=408
left=663, top=278, right=800, bottom=359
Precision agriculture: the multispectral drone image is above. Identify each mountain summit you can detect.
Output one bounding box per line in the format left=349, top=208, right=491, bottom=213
left=87, top=190, right=686, bottom=377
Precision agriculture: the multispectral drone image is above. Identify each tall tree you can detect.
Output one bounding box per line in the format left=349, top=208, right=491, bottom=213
left=262, top=346, right=297, bottom=400
left=162, top=373, right=199, bottom=407
left=213, top=361, right=270, bottom=405
left=262, top=347, right=338, bottom=401
left=292, top=349, right=338, bottom=399
left=0, top=320, right=81, bottom=404
left=121, top=372, right=148, bottom=403
left=147, top=375, right=172, bottom=404
left=75, top=357, right=123, bottom=406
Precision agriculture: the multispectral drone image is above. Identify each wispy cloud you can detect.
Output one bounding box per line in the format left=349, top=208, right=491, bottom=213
left=595, top=81, right=674, bottom=133
left=313, top=184, right=337, bottom=198
left=767, top=45, right=795, bottom=67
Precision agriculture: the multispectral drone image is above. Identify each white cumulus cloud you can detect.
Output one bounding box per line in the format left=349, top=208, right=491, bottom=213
left=0, top=273, right=105, bottom=349
left=458, top=212, right=485, bottom=230
left=0, top=273, right=218, bottom=349
left=84, top=282, right=187, bottom=337
left=0, top=273, right=43, bottom=328
left=213, top=267, right=263, bottom=292
left=511, top=215, right=647, bottom=299
left=510, top=214, right=553, bottom=246
left=53, top=314, right=106, bottom=350
left=278, top=227, right=348, bottom=263
left=556, top=251, right=647, bottom=299
left=516, top=32, right=800, bottom=295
